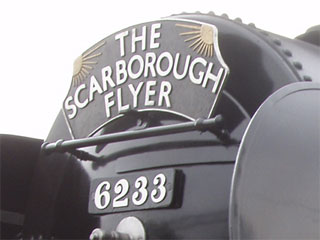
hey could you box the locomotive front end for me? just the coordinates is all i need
[2,12,319,239]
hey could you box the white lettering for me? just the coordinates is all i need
[144,52,157,78]
[115,31,129,57]
[189,57,207,85]
[173,53,191,80]
[128,82,144,108]
[202,64,224,93]
[158,81,172,107]
[101,66,115,91]
[116,60,128,85]
[74,84,89,109]
[131,26,146,53]
[150,23,161,49]
[65,96,77,119]
[89,76,103,101]
[156,52,173,77]
[128,55,144,79]
[104,92,115,118]
[145,80,157,106]
[117,88,129,112]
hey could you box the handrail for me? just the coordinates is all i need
[42,115,226,155]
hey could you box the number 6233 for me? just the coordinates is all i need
[88,169,176,214]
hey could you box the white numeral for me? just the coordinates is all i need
[132,176,148,206]
[94,173,169,210]
[151,173,167,203]
[94,181,111,209]
[113,179,129,208]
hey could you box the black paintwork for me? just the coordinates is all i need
[230,83,320,239]
[0,135,43,239]
[1,13,319,239]
[297,25,320,46]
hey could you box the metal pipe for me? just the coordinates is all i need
[42,115,223,154]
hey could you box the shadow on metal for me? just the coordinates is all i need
[230,82,320,239]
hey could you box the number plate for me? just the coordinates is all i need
[88,169,176,214]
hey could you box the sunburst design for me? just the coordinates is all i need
[176,23,214,57]
[72,41,106,86]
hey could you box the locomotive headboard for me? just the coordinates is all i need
[1,12,319,239]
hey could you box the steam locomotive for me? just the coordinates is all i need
[1,12,319,239]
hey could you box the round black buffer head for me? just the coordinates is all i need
[229,82,320,239]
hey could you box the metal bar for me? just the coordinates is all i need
[0,210,25,226]
[42,116,223,154]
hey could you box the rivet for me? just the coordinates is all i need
[208,11,215,15]
[283,49,292,57]
[221,13,229,19]
[273,39,281,46]
[303,75,312,82]
[55,139,64,151]
[41,142,49,152]
[235,17,242,23]
[293,61,303,70]
[248,23,256,28]
[137,119,143,126]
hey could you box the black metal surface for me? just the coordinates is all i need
[42,115,225,154]
[230,82,320,239]
[0,135,43,239]
[88,169,177,214]
[63,19,230,139]
[296,25,320,46]
[15,13,319,239]
[92,164,235,239]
